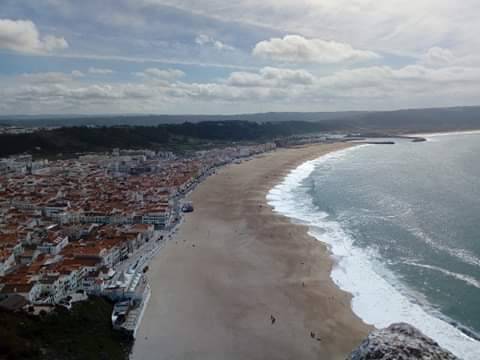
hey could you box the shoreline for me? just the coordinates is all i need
[132,143,371,360]
[410,129,480,138]
[267,137,480,360]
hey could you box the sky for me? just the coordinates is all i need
[1,0,480,115]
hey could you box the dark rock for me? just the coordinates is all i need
[348,323,459,360]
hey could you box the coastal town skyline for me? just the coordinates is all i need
[0,143,275,336]
[2,1,480,115]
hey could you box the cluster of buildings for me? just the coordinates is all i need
[0,143,275,333]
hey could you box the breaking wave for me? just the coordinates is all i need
[267,146,480,360]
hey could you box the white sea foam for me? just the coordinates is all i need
[266,146,480,360]
[409,227,480,268]
[404,262,480,289]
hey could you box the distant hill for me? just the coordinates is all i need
[0,111,367,127]
[0,106,479,133]
[0,106,479,157]
[337,107,480,133]
[0,121,331,157]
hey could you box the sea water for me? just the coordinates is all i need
[267,133,480,359]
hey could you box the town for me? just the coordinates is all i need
[0,143,276,336]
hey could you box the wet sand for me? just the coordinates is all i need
[132,143,371,360]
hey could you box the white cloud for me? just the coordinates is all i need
[195,34,210,46]
[420,47,456,67]
[7,83,154,105]
[88,67,114,75]
[19,71,84,83]
[4,49,480,114]
[136,68,185,80]
[226,67,315,87]
[315,64,480,97]
[0,19,68,53]
[71,70,85,77]
[156,63,480,106]
[195,34,234,51]
[137,0,480,57]
[253,35,380,64]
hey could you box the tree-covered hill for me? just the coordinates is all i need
[1,106,480,157]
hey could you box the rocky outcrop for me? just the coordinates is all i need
[348,323,459,360]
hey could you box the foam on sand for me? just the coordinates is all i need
[267,146,480,360]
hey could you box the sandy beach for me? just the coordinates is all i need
[132,143,371,360]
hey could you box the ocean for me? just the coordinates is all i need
[267,132,480,359]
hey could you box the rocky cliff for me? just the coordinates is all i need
[348,323,459,360]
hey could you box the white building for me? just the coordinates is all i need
[37,235,69,255]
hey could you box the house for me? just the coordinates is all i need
[102,245,121,268]
[141,207,171,229]
[123,224,155,252]
[0,250,15,276]
[81,267,110,295]
[17,249,39,265]
[43,201,70,218]
[37,265,88,304]
[37,234,69,255]
[37,274,62,304]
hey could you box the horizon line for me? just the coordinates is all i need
[1,104,480,120]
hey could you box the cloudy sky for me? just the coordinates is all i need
[1,0,480,115]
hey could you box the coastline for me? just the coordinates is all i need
[266,136,480,360]
[410,129,480,138]
[132,143,371,360]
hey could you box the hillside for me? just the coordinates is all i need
[0,106,480,157]
[1,106,480,130]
